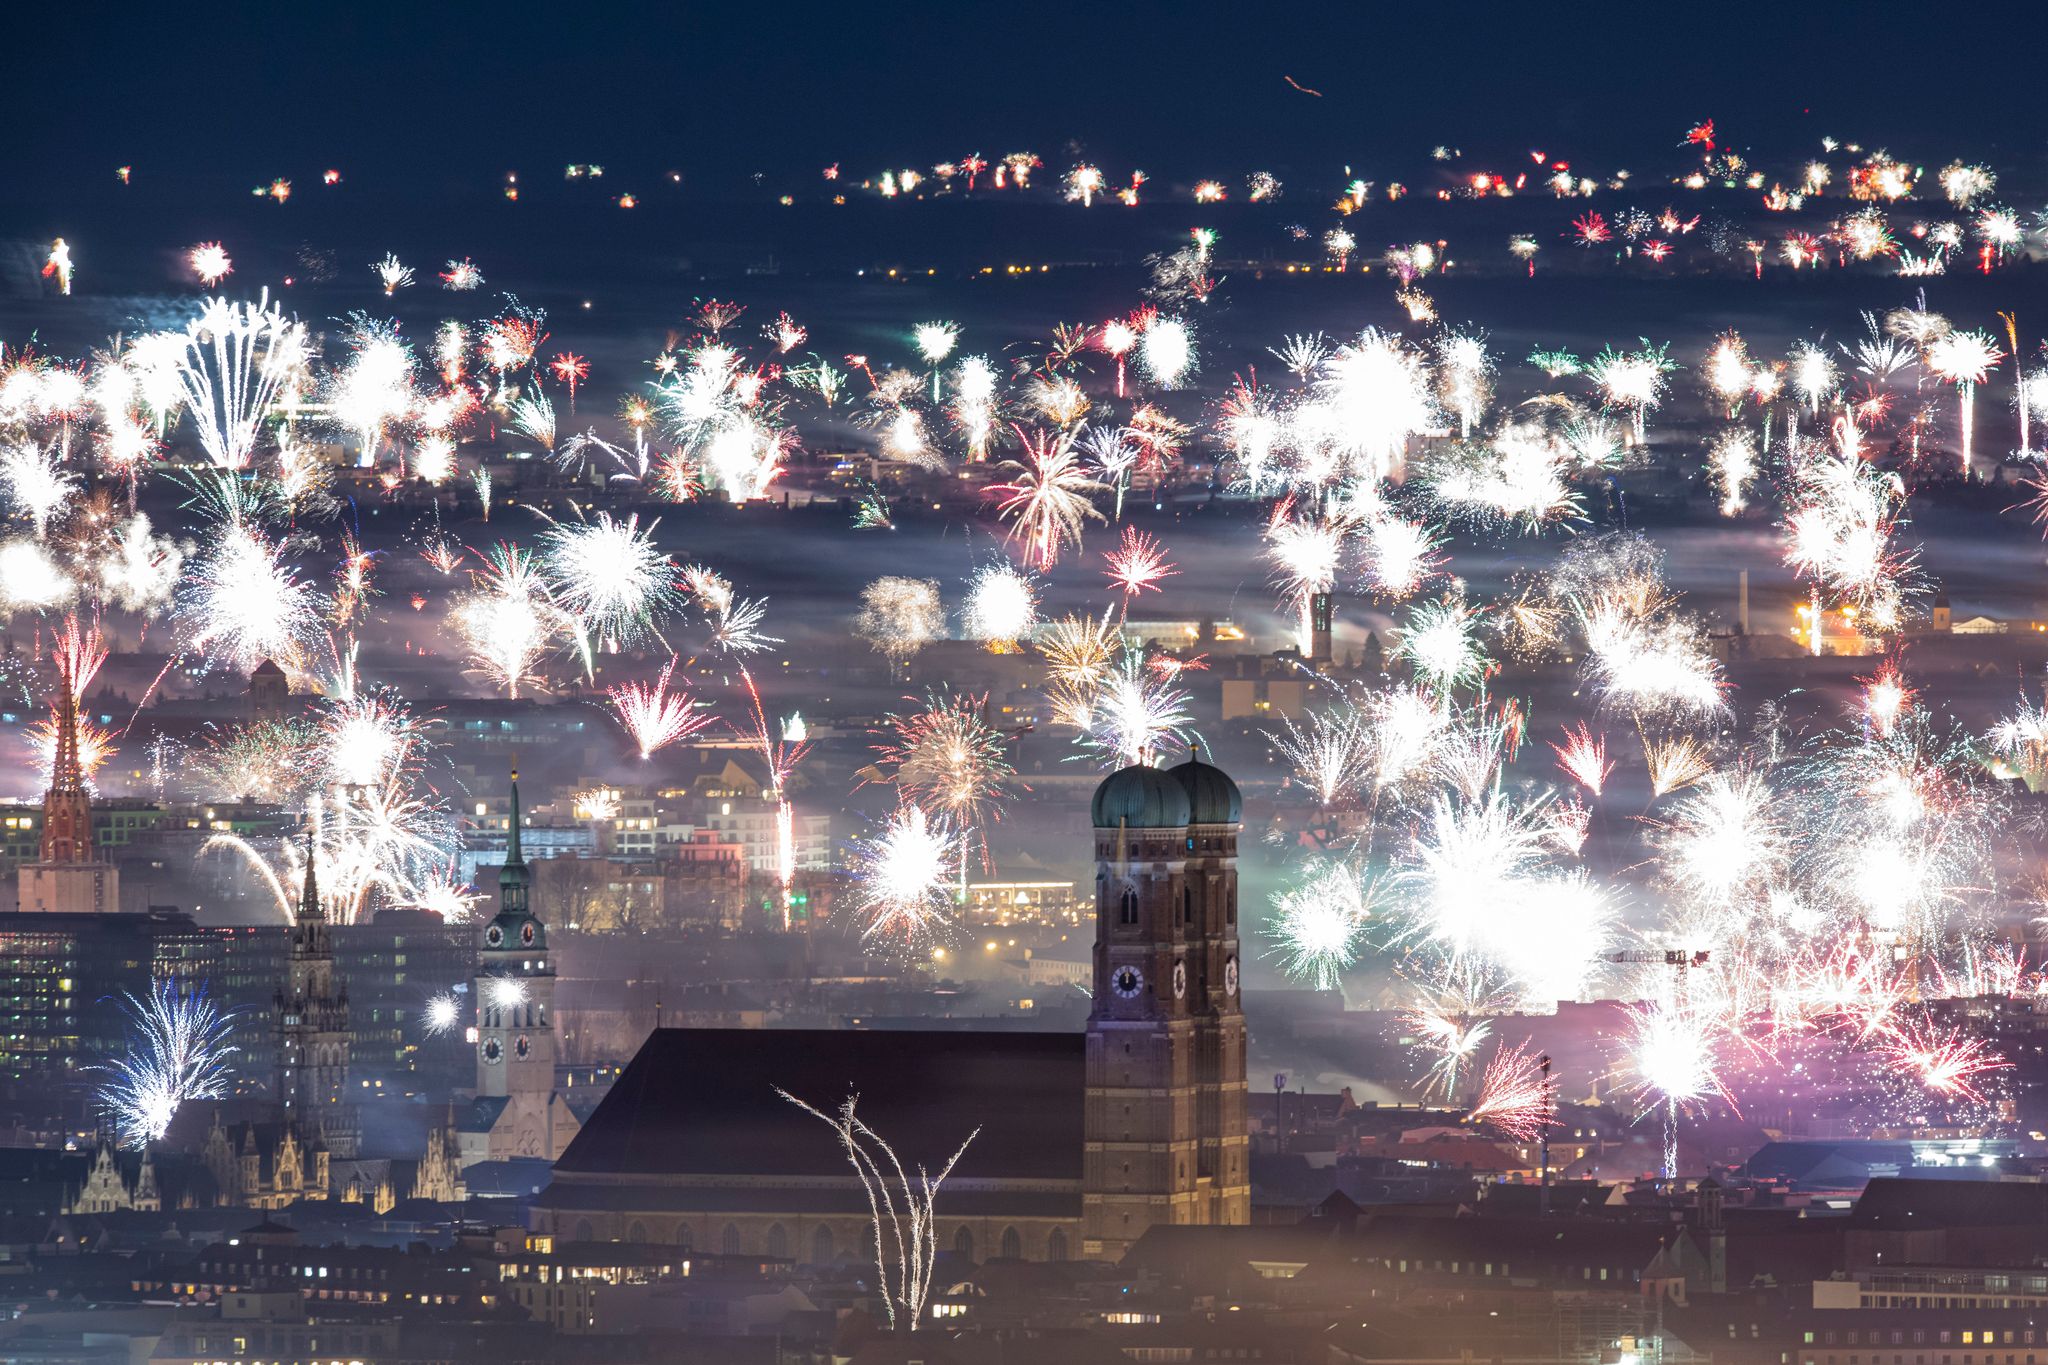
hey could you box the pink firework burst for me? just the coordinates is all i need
[1102,526,1178,598]
[1881,1015,2010,1101]
[1548,722,1612,796]
[605,656,713,760]
[1466,1038,1557,1142]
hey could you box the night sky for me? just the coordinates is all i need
[6,1,2043,192]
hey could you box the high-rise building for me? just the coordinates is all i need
[1082,757,1250,1260]
[460,768,580,1165]
[273,843,358,1159]
[16,661,121,915]
[0,910,221,1135]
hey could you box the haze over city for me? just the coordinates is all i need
[6,5,2048,1363]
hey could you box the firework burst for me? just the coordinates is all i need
[94,980,237,1148]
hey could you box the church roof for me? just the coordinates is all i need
[457,1095,511,1134]
[550,1028,1084,1183]
[1848,1176,2048,1229]
[1090,764,1192,829]
[1169,756,1242,825]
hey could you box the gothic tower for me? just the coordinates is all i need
[1082,757,1250,1261]
[17,655,121,913]
[274,839,358,1159]
[467,767,579,1163]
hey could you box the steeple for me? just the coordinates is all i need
[52,655,82,793]
[297,832,323,923]
[38,654,96,865]
[501,764,526,906]
[275,829,356,1160]
[484,762,542,951]
[468,761,576,1161]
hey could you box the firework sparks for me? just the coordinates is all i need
[849,805,960,948]
[1881,1015,2010,1101]
[961,563,1039,649]
[1620,997,1734,1177]
[1645,734,1715,797]
[538,510,677,657]
[173,293,308,471]
[1102,526,1177,599]
[1083,649,1193,767]
[1550,723,1612,795]
[1466,1039,1557,1141]
[1268,860,1375,990]
[452,543,565,698]
[176,525,319,673]
[424,991,462,1035]
[856,577,945,664]
[992,427,1104,570]
[778,1090,974,1330]
[93,979,237,1148]
[188,242,232,286]
[1273,709,1371,807]
[875,691,1018,888]
[1138,317,1196,389]
[440,258,484,291]
[608,656,712,760]
[371,253,414,295]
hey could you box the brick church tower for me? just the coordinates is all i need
[1082,757,1250,1260]
[17,654,121,914]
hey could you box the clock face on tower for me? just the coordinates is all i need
[515,1035,532,1060]
[1172,960,1188,1000]
[481,1037,503,1065]
[485,924,504,947]
[1225,956,1239,996]
[1111,965,1144,999]
[521,922,536,946]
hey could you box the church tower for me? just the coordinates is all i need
[17,656,121,914]
[466,767,579,1163]
[1082,757,1250,1261]
[274,839,358,1159]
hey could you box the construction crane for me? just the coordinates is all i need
[1608,948,1712,1008]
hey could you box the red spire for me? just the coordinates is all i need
[39,655,95,864]
[51,654,82,793]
